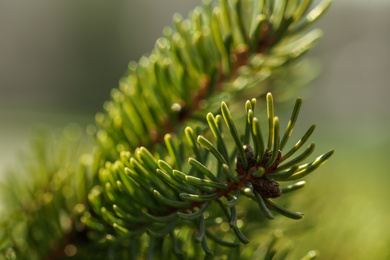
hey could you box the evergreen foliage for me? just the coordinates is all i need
[0,0,333,259]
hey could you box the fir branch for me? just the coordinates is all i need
[0,0,334,259]
[85,94,333,257]
[96,0,332,161]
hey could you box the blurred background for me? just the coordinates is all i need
[1,0,389,259]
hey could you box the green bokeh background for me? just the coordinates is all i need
[1,0,389,259]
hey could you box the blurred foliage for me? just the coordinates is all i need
[0,124,96,259]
